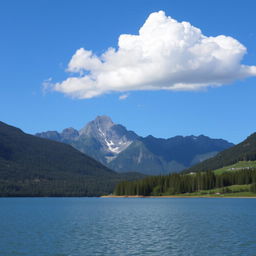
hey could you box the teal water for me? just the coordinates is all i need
[0,198,256,256]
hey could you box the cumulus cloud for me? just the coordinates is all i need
[52,11,256,99]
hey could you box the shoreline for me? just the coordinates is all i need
[101,195,256,199]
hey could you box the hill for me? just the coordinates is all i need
[186,133,256,173]
[0,121,142,196]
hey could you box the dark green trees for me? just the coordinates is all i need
[114,169,256,196]
[250,183,256,193]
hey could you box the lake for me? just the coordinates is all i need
[0,198,256,256]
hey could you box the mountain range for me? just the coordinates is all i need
[0,121,143,196]
[36,116,234,175]
[1,118,255,197]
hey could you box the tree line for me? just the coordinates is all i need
[114,168,256,196]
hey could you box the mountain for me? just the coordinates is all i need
[0,121,143,196]
[77,115,138,163]
[36,115,139,164]
[36,116,234,175]
[186,132,256,173]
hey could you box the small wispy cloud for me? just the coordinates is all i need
[42,77,53,95]
[51,11,256,99]
[119,94,129,100]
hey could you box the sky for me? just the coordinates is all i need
[0,0,256,144]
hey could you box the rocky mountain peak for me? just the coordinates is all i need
[78,115,138,162]
[79,115,114,136]
[61,127,79,141]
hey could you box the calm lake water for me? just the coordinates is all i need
[0,198,256,256]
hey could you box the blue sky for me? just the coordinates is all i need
[0,0,256,144]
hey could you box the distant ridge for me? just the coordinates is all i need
[36,116,234,175]
[186,132,256,173]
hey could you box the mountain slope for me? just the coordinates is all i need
[108,140,185,175]
[186,133,256,173]
[109,135,233,174]
[0,121,142,196]
[140,135,232,167]
[36,116,234,175]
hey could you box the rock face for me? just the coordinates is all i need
[36,116,139,165]
[79,116,138,162]
[36,116,234,175]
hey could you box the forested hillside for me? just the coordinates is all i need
[0,121,143,196]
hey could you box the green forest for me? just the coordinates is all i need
[114,168,256,196]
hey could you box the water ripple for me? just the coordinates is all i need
[0,198,256,256]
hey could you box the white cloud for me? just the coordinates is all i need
[119,94,129,100]
[52,11,256,99]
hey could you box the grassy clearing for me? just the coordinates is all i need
[172,184,256,197]
[214,161,256,175]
